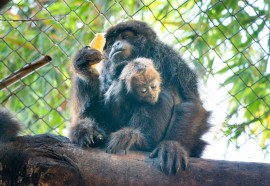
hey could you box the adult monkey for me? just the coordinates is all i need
[70,20,210,174]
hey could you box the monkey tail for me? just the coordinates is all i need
[0,109,21,143]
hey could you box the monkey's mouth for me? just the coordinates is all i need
[147,97,158,105]
[109,49,124,59]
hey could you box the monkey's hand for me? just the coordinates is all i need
[106,128,145,154]
[73,46,103,77]
[149,140,188,175]
[70,118,106,148]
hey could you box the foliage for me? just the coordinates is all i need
[0,0,269,155]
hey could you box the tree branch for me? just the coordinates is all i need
[0,134,269,185]
[0,55,52,90]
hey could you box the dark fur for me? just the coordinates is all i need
[104,58,168,150]
[104,81,176,152]
[0,109,21,143]
[70,20,210,174]
[104,58,209,174]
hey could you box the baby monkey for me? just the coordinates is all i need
[104,58,188,174]
[104,58,164,119]
[105,58,168,148]
[120,58,161,104]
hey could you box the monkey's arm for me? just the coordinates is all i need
[70,47,106,147]
[71,46,102,123]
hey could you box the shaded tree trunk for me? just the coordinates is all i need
[0,134,269,186]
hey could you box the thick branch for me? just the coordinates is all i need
[0,134,269,186]
[0,55,52,90]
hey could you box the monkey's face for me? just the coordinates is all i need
[104,30,141,62]
[129,67,161,104]
[104,31,133,62]
[104,21,156,63]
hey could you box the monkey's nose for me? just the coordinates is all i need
[113,41,122,48]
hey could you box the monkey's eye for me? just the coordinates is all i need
[151,85,157,89]
[121,31,134,39]
[141,88,147,94]
[105,39,115,49]
[106,41,113,48]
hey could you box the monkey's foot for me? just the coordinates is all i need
[149,140,188,175]
[106,128,144,154]
[70,118,106,148]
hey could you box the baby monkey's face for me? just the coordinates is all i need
[130,67,161,104]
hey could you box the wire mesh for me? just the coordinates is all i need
[0,0,269,162]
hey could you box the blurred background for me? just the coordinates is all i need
[0,0,269,163]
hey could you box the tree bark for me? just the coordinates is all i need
[0,134,269,186]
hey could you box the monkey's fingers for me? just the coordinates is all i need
[106,137,121,154]
[74,133,92,148]
[85,126,96,145]
[93,128,105,142]
[174,145,188,173]
[149,144,166,172]
[106,144,118,154]
[167,149,186,175]
[150,141,188,174]
[158,146,166,172]
[89,134,95,144]
[149,147,159,158]
[85,48,104,65]
[107,140,130,154]
[174,155,188,174]
[74,47,102,66]
[84,136,93,147]
[96,134,104,141]
[106,128,137,154]
[107,137,130,153]
[175,153,182,174]
[166,149,174,175]
[181,155,188,171]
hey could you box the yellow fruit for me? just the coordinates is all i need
[89,33,105,70]
[89,33,106,52]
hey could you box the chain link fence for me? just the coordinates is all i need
[0,0,269,162]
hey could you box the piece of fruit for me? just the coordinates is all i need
[89,33,106,52]
[89,33,106,70]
